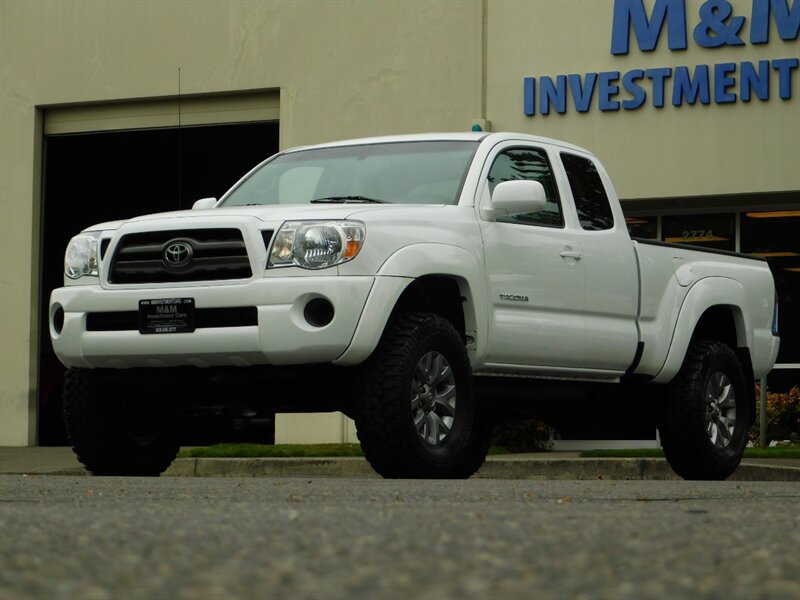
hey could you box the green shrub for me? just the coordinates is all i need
[748,385,800,446]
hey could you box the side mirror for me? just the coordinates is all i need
[192,197,217,210]
[487,180,547,219]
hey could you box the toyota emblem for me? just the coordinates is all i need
[163,240,193,268]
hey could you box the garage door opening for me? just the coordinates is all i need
[38,121,279,444]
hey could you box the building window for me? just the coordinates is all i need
[741,210,800,366]
[625,216,658,239]
[662,213,735,251]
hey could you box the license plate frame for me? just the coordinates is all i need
[138,298,195,334]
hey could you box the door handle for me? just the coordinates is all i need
[560,249,582,260]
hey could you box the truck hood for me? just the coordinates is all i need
[82,203,447,232]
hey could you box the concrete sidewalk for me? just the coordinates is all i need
[2,446,799,481]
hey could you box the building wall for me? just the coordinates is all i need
[1,0,797,445]
[486,0,799,199]
[0,0,483,445]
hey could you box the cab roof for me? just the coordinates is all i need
[284,132,593,156]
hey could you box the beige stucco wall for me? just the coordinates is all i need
[275,413,358,445]
[0,0,483,445]
[487,0,799,199]
[1,0,797,445]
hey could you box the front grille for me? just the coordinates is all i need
[86,307,258,331]
[108,229,251,284]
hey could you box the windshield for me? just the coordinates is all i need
[221,141,479,206]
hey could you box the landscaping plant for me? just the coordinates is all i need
[748,385,800,446]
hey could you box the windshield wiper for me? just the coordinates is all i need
[310,195,387,204]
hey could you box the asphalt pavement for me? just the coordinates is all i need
[1,446,799,481]
[1,476,798,599]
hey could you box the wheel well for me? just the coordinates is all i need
[691,305,739,349]
[691,305,756,424]
[391,276,466,340]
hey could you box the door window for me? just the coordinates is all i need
[487,148,563,227]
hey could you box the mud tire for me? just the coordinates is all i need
[354,313,492,478]
[658,340,749,480]
[63,368,179,476]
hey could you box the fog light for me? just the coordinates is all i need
[304,298,334,328]
[52,304,65,335]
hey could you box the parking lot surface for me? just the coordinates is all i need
[1,475,798,599]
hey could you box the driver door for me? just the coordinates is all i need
[479,144,587,369]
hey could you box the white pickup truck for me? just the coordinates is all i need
[50,132,780,480]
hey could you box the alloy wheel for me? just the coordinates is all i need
[411,351,457,446]
[705,371,737,449]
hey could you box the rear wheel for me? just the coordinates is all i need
[658,340,749,480]
[63,368,180,476]
[354,312,492,478]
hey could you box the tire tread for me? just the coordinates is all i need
[354,312,490,478]
[63,368,178,476]
[658,339,747,480]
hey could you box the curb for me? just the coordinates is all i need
[4,448,798,481]
[161,456,800,481]
[165,457,378,478]
[474,457,800,482]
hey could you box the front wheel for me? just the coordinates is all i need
[63,368,180,476]
[354,313,492,478]
[658,340,749,480]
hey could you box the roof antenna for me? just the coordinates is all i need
[178,67,183,209]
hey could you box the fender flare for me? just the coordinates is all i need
[334,243,487,367]
[652,277,750,383]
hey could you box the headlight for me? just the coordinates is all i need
[64,232,101,279]
[268,221,365,270]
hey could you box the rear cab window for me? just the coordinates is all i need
[560,153,614,231]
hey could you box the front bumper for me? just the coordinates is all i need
[50,276,375,368]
